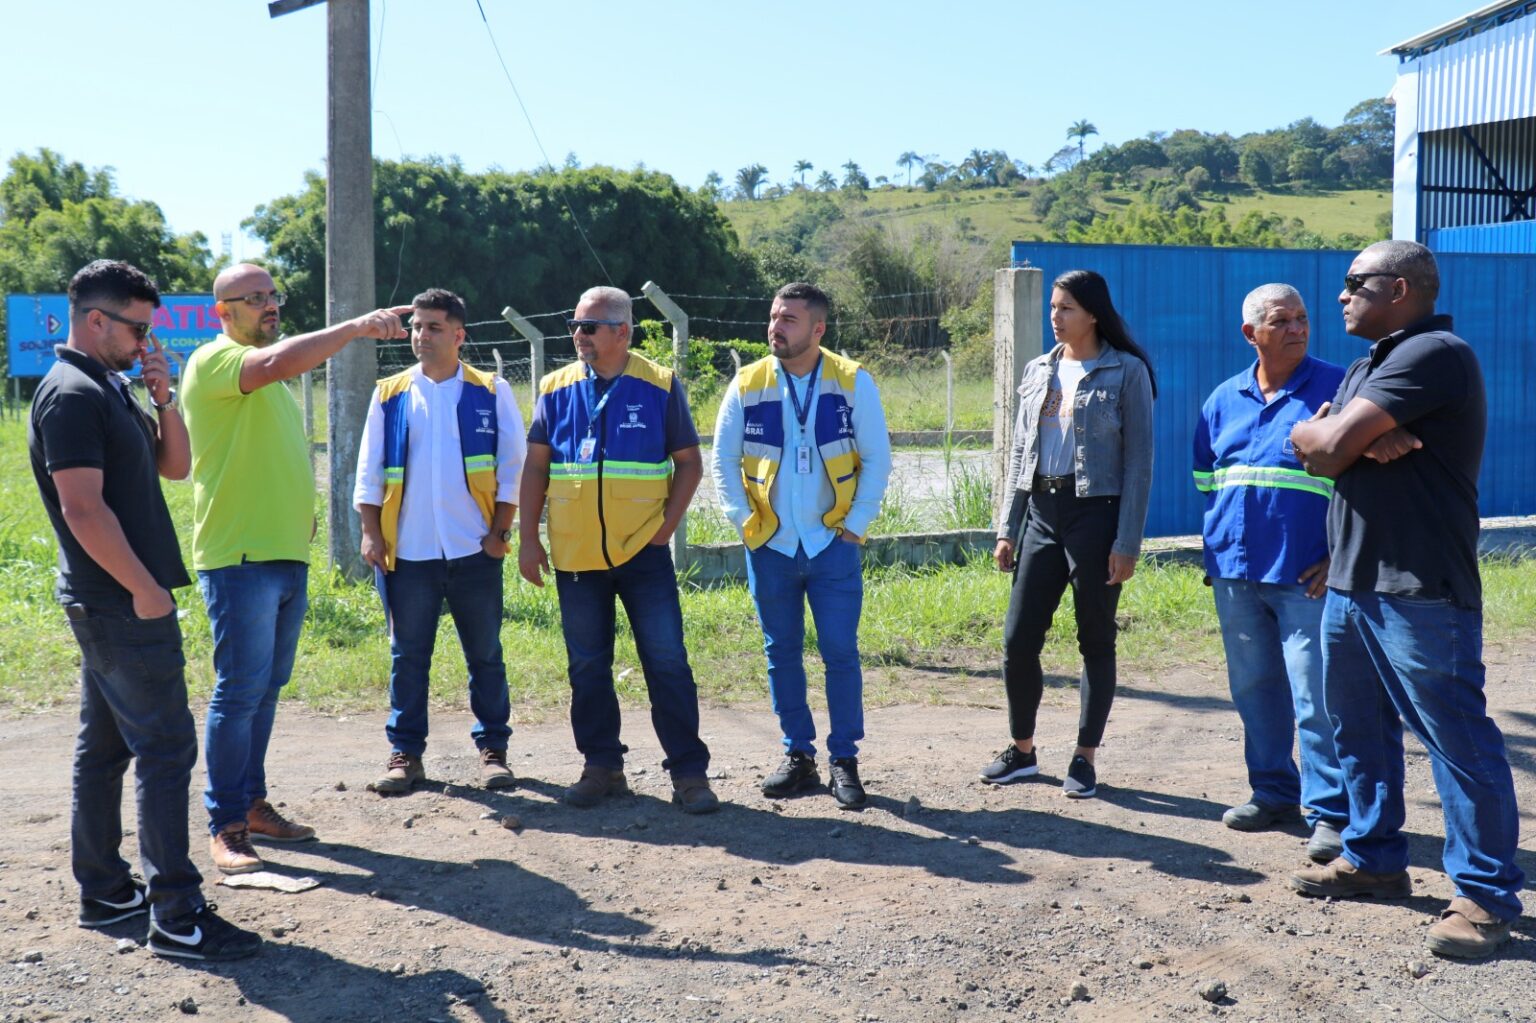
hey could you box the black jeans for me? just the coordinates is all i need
[1002,490,1122,749]
[67,607,203,921]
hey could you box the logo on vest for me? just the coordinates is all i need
[744,421,765,437]
[618,403,648,430]
[838,405,853,436]
[477,409,494,435]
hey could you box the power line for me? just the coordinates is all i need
[470,0,614,286]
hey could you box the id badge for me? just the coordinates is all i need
[577,436,597,463]
[796,444,812,474]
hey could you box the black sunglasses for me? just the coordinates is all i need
[82,306,154,340]
[1343,272,1401,295]
[567,318,625,336]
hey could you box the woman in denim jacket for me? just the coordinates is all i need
[981,270,1156,799]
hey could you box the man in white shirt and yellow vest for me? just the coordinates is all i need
[519,286,718,814]
[354,289,526,794]
[712,282,892,808]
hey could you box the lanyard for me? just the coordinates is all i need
[582,367,621,436]
[783,355,822,434]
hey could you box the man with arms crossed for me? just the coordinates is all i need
[30,259,259,960]
[712,282,891,809]
[354,288,526,793]
[1289,241,1523,959]
[181,262,409,872]
[519,286,718,814]
[1193,283,1349,862]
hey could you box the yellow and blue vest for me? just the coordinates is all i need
[540,353,675,572]
[377,363,500,571]
[737,349,863,550]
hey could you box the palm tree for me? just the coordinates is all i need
[1067,120,1099,163]
[792,159,813,187]
[814,170,837,191]
[896,151,923,187]
[841,160,868,190]
[735,163,768,200]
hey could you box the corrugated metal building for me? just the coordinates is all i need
[1387,2,1536,251]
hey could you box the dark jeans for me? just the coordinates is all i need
[386,551,512,756]
[68,607,203,921]
[1322,589,1524,920]
[554,544,709,778]
[1002,490,1122,748]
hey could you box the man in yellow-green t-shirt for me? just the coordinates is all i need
[180,262,409,875]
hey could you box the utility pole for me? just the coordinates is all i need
[269,0,375,580]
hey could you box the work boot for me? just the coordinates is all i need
[761,750,819,798]
[1290,857,1411,899]
[1306,819,1345,863]
[671,775,721,815]
[209,822,263,875]
[1426,896,1513,959]
[479,748,516,790]
[246,798,316,843]
[828,757,867,809]
[370,751,425,795]
[1221,801,1300,832]
[563,765,630,807]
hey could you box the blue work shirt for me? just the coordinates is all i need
[1192,355,1345,584]
[713,363,892,559]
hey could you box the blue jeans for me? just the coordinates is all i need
[386,551,511,756]
[1212,579,1348,826]
[554,544,709,778]
[1322,589,1524,921]
[199,560,308,835]
[745,539,865,760]
[68,608,204,921]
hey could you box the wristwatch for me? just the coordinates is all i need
[498,528,513,543]
[151,389,177,412]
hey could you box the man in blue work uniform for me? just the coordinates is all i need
[1193,283,1348,863]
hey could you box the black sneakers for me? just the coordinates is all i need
[980,745,1039,784]
[1062,754,1098,799]
[79,879,148,928]
[761,750,820,798]
[828,758,867,809]
[147,903,262,961]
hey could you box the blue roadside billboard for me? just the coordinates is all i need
[6,293,222,378]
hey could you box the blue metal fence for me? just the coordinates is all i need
[1009,241,1536,538]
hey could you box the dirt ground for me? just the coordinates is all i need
[2,644,1533,1023]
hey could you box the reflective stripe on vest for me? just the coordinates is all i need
[1192,464,1334,499]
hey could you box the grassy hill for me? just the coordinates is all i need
[719,182,1391,251]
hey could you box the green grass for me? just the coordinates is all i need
[8,412,1535,720]
[720,183,1391,250]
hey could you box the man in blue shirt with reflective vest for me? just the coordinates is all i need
[1193,283,1349,862]
[712,282,892,809]
[519,286,718,815]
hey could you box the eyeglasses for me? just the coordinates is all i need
[1343,272,1400,295]
[567,318,625,335]
[82,306,153,340]
[219,290,286,308]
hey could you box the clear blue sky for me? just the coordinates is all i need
[2,0,1472,256]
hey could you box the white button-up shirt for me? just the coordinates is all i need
[353,365,526,562]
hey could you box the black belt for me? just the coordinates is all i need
[1033,474,1074,494]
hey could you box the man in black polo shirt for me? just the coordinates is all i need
[1287,241,1523,959]
[28,259,259,962]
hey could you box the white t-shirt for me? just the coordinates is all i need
[1037,357,1096,477]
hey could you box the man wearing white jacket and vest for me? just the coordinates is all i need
[712,282,892,808]
[519,286,718,815]
[354,289,526,794]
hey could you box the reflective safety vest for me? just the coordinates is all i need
[736,349,862,550]
[377,363,499,571]
[539,352,675,572]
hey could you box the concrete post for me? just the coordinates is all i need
[992,266,1043,530]
[640,281,691,570]
[941,349,954,436]
[324,0,375,581]
[729,348,742,378]
[301,368,314,441]
[491,347,504,379]
[501,305,544,408]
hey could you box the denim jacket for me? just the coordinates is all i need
[999,342,1155,557]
